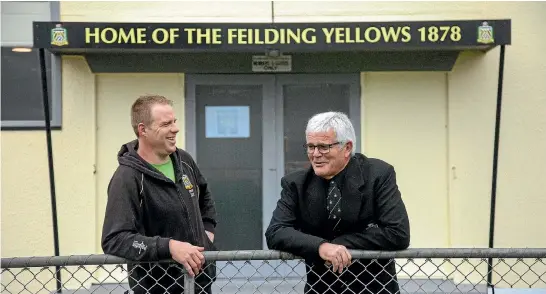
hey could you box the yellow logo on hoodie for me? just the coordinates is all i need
[182,174,196,197]
[182,175,193,190]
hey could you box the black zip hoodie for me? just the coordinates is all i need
[101,139,217,261]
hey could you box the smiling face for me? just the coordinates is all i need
[306,128,352,179]
[139,103,179,158]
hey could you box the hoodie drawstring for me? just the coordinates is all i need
[139,173,144,207]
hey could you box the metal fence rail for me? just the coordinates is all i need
[2,248,545,294]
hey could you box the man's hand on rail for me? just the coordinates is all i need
[319,242,352,273]
[168,240,205,277]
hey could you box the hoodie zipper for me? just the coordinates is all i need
[174,172,199,243]
[147,173,199,244]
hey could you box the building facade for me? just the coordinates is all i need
[2,1,545,271]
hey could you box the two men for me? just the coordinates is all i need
[101,95,217,294]
[102,94,410,294]
[265,111,410,294]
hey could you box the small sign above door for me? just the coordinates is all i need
[252,55,292,72]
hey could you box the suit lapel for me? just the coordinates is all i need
[304,173,328,228]
[340,156,366,224]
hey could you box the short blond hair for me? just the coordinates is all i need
[131,94,173,137]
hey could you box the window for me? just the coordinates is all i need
[1,46,62,129]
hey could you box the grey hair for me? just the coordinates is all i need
[305,112,357,155]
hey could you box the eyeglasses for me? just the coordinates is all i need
[304,142,341,154]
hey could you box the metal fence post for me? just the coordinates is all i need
[184,273,195,294]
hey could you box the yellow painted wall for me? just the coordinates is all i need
[1,56,96,292]
[486,3,546,249]
[449,2,546,251]
[2,0,545,290]
[363,72,449,249]
[2,56,96,257]
[59,1,273,22]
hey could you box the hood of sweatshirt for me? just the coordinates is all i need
[117,139,178,182]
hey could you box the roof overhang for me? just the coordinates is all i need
[33,19,510,54]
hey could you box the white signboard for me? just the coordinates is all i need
[205,106,250,138]
[252,55,292,72]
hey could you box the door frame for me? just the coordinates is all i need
[185,74,277,250]
[185,74,361,250]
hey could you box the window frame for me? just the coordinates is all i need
[0,1,62,130]
[1,51,62,130]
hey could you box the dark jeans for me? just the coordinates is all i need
[304,259,399,294]
[127,261,216,294]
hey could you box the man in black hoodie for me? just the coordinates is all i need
[102,95,218,294]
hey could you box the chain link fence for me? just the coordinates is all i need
[2,249,545,294]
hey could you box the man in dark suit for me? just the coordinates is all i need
[265,111,410,294]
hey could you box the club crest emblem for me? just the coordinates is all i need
[477,21,494,44]
[182,175,193,190]
[51,24,68,46]
[182,174,195,197]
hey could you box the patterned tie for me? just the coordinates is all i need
[327,180,342,231]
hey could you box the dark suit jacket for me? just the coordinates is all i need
[265,153,410,294]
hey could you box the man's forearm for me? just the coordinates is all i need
[266,226,327,260]
[332,226,409,250]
